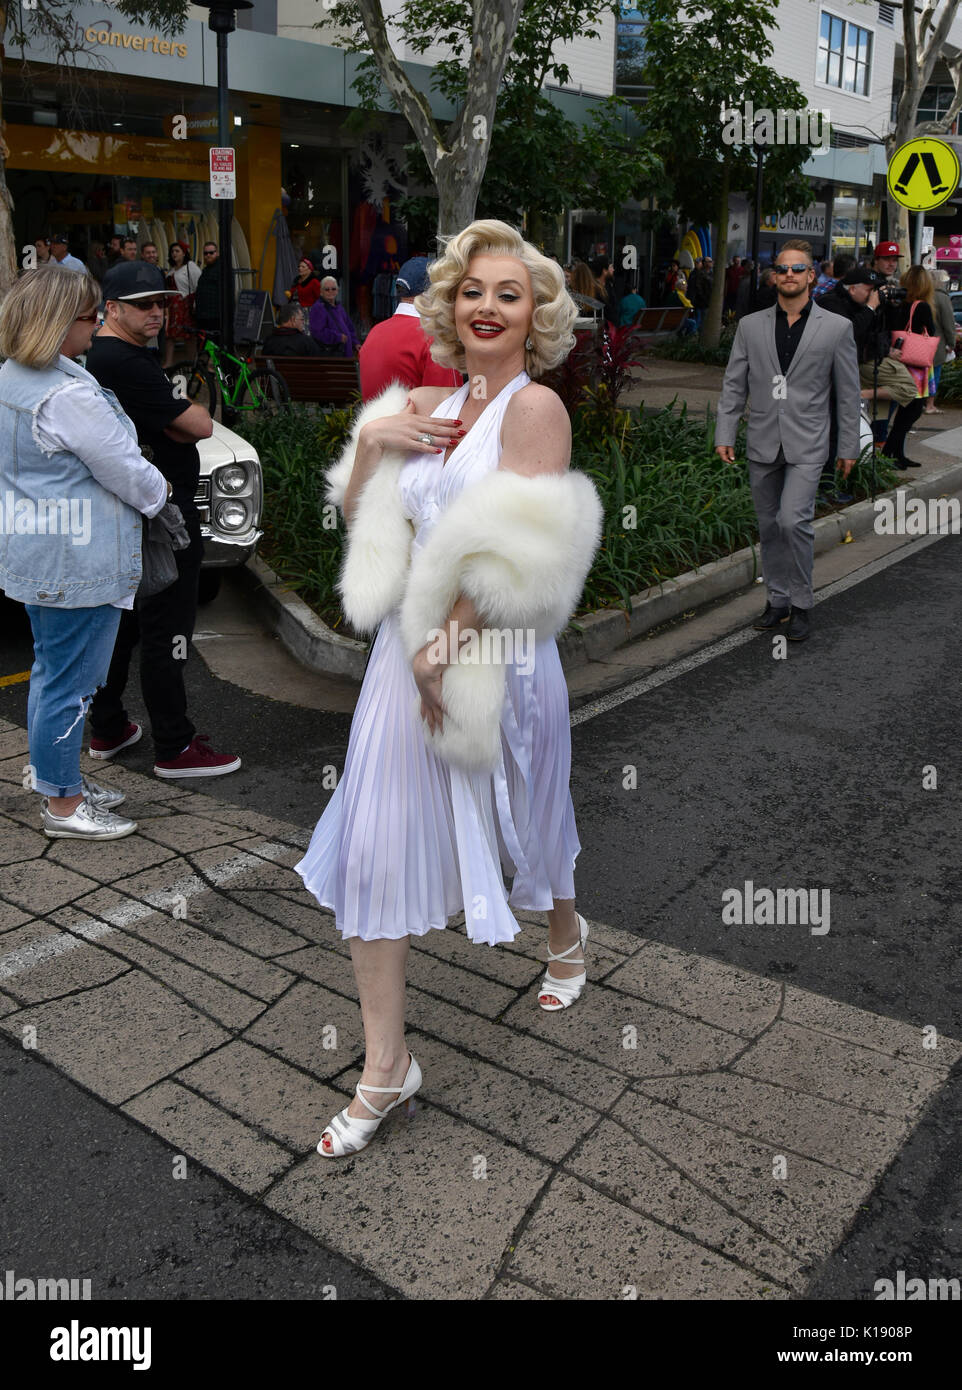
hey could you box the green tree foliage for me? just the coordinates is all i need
[638,0,816,346]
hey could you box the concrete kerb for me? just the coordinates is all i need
[244,460,962,680]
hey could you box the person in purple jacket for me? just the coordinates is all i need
[309,276,360,356]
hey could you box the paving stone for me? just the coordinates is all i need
[410,920,545,989]
[100,929,268,1031]
[0,988,22,1018]
[0,972,229,1103]
[733,1021,946,1118]
[499,909,642,960]
[404,950,517,1018]
[404,988,626,1110]
[138,814,247,854]
[270,945,363,999]
[487,1279,546,1300]
[0,792,40,830]
[98,910,293,1002]
[232,836,312,864]
[0,821,47,865]
[173,794,313,844]
[0,899,34,933]
[123,1079,293,1195]
[228,891,350,954]
[0,729,29,759]
[101,858,224,918]
[608,1090,866,1267]
[191,844,303,891]
[0,920,128,1004]
[76,759,191,802]
[0,857,101,912]
[604,941,783,1037]
[243,980,362,1079]
[567,1118,800,1289]
[634,1072,907,1178]
[182,893,308,958]
[506,1172,779,1299]
[406,1032,597,1163]
[264,1107,550,1299]
[781,985,962,1068]
[0,754,33,784]
[501,982,745,1078]
[177,1039,345,1152]
[45,832,177,882]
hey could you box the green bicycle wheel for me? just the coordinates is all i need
[236,368,290,413]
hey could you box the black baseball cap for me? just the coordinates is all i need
[102,262,177,301]
[841,267,876,286]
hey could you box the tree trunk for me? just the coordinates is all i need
[0,4,19,290]
[701,156,730,349]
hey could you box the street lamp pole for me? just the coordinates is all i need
[750,125,766,313]
[198,1,252,354]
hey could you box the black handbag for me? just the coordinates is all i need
[137,501,190,598]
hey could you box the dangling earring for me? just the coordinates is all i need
[525,335,533,351]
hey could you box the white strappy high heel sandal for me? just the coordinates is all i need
[317,1053,422,1158]
[539,914,589,1011]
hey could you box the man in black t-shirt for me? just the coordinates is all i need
[85,262,241,778]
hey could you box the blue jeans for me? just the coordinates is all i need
[24,603,122,797]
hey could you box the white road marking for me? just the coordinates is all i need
[571,530,949,728]
[0,844,297,982]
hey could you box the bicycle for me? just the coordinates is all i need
[167,330,289,421]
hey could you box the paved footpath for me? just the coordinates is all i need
[1,712,959,1299]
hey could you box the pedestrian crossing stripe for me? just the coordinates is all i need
[887,137,960,213]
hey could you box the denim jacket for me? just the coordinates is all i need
[0,356,143,607]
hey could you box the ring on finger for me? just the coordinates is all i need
[418,432,433,445]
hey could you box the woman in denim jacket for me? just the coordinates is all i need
[0,268,169,839]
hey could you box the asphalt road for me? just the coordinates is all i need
[2,530,961,1301]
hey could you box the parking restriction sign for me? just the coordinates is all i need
[210,147,236,200]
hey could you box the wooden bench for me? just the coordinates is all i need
[631,306,690,341]
[256,354,361,405]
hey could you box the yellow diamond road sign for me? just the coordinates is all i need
[887,137,960,213]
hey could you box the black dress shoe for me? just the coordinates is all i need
[753,602,790,631]
[786,606,810,641]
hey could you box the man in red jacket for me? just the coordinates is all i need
[358,256,463,401]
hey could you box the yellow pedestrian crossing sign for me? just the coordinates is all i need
[887,137,960,212]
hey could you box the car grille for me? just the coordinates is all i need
[194,477,210,523]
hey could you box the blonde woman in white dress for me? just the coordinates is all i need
[295,219,603,1157]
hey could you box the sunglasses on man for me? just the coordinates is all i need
[122,298,168,311]
[773,263,812,275]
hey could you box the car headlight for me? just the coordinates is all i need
[214,463,249,494]
[214,499,250,531]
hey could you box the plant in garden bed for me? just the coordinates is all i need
[642,326,736,366]
[241,403,355,629]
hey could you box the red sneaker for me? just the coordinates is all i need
[154,735,242,779]
[88,722,143,760]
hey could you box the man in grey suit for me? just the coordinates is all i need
[715,238,861,642]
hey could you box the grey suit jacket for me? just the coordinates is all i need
[715,301,861,463]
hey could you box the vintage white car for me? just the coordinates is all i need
[194,419,263,600]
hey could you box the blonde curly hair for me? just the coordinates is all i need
[415,219,577,378]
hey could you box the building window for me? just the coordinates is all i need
[615,3,648,101]
[817,11,872,95]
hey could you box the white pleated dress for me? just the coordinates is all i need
[294,370,581,946]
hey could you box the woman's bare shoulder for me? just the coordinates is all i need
[407,385,456,413]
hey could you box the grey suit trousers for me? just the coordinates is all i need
[747,448,823,610]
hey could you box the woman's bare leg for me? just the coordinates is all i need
[318,935,411,1152]
[541,898,584,1007]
